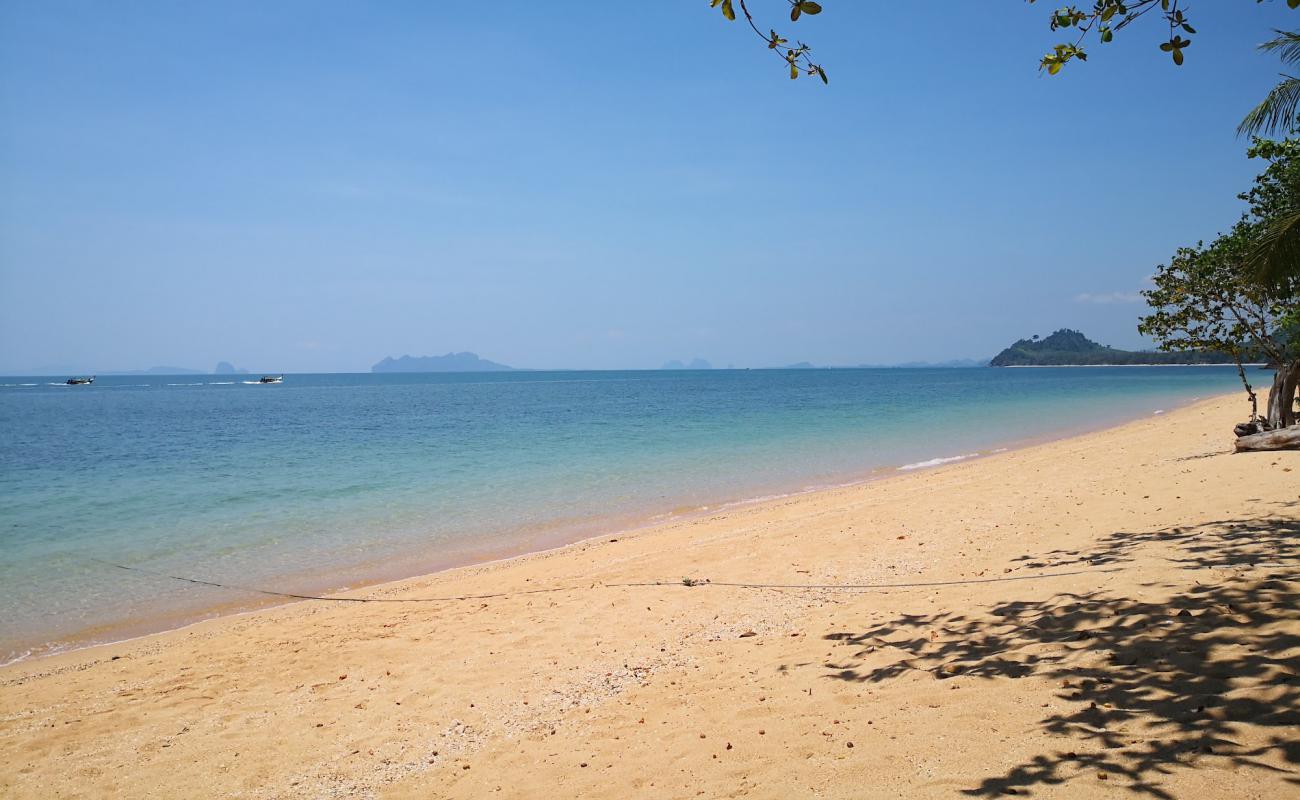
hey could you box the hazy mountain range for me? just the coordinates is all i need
[13,332,1234,376]
[372,352,515,373]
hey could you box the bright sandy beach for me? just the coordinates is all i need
[1,393,1296,799]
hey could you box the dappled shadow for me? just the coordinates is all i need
[822,512,1300,797]
[1007,501,1298,571]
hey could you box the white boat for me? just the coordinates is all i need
[258,375,283,384]
[66,376,95,385]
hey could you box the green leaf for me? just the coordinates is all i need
[1172,47,1184,65]
[802,2,822,14]
[790,62,799,79]
[817,65,828,84]
[790,5,801,22]
[721,0,735,21]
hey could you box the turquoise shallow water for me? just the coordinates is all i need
[0,367,1243,662]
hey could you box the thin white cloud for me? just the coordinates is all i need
[1074,291,1144,305]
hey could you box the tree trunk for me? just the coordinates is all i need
[1283,360,1300,429]
[1235,425,1300,451]
[1264,361,1300,430]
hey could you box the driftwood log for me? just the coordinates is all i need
[1234,425,1300,452]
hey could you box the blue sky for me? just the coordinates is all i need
[1,1,1295,372]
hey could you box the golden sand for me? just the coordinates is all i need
[2,393,1297,798]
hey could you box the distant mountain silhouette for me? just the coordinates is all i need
[213,361,249,374]
[372,352,514,373]
[990,329,1233,366]
[782,361,819,369]
[661,358,712,370]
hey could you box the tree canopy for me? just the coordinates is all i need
[1139,137,1300,427]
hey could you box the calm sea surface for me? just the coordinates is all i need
[0,367,1243,662]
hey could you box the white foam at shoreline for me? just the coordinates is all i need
[897,453,979,471]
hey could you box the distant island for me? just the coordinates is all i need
[214,361,249,375]
[662,358,712,370]
[372,352,514,373]
[990,329,1234,367]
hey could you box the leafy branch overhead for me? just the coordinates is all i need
[1033,0,1299,75]
[709,0,828,83]
[711,1,1298,83]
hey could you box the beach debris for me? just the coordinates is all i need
[682,577,710,587]
[739,630,758,638]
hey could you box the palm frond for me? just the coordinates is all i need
[1238,76,1300,138]
[1258,29,1300,66]
[1245,207,1300,285]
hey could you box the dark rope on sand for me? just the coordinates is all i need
[88,558,1124,604]
[88,558,582,603]
[607,567,1125,591]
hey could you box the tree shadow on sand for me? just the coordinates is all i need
[822,507,1300,797]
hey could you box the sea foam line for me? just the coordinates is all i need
[898,453,979,471]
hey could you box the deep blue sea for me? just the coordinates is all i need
[0,367,1243,662]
